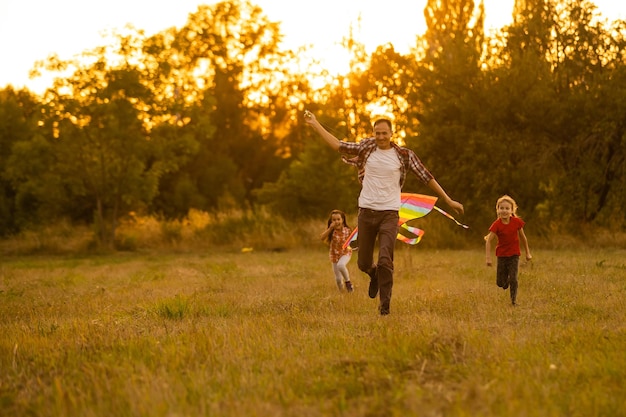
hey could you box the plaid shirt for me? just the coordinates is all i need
[339,137,434,186]
[329,226,352,263]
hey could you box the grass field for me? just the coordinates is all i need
[1,246,625,417]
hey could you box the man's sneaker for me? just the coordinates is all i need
[503,281,509,290]
[345,281,354,292]
[368,267,378,299]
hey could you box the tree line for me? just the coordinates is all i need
[1,0,625,247]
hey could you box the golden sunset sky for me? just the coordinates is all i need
[1,0,624,94]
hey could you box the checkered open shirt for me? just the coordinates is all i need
[339,137,434,186]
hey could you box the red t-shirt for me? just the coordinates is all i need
[489,216,525,257]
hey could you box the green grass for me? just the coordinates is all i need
[1,247,625,417]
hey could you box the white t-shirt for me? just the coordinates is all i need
[358,148,402,211]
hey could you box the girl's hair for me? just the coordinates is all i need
[495,195,519,217]
[484,195,521,241]
[325,210,350,244]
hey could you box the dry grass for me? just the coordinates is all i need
[2,207,626,255]
[1,245,625,417]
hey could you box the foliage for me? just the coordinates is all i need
[2,0,626,239]
[254,133,360,219]
[160,0,308,207]
[0,88,41,235]
[404,0,626,229]
[8,33,199,248]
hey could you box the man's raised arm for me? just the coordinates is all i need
[304,110,341,151]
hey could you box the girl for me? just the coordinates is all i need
[321,210,354,292]
[485,195,532,306]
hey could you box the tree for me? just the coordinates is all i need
[495,0,626,226]
[254,132,360,219]
[408,0,488,216]
[0,87,41,235]
[540,0,626,224]
[157,0,300,210]
[9,29,198,247]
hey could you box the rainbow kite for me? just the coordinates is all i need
[342,193,469,249]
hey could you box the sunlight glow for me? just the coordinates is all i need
[0,0,624,94]
[366,101,395,123]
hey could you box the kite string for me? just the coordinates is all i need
[433,206,470,229]
[320,121,350,142]
[305,109,352,142]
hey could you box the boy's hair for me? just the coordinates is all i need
[495,195,519,217]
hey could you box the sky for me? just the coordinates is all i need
[1,0,625,94]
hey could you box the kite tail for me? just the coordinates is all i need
[342,228,359,250]
[433,206,470,229]
[397,224,425,245]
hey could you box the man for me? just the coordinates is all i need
[304,110,464,315]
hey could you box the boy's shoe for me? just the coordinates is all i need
[503,281,509,290]
[368,267,378,299]
[345,281,354,292]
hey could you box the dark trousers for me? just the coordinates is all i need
[357,208,399,312]
[497,255,519,303]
